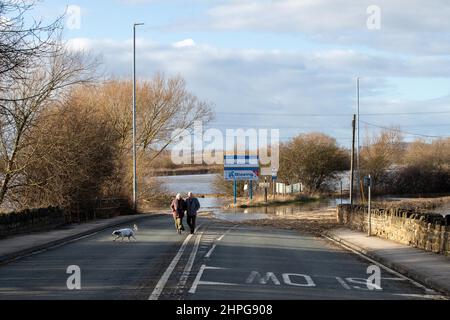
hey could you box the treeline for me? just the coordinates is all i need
[277,130,450,196]
[361,131,450,195]
[0,1,213,217]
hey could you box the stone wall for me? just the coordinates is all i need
[0,207,66,238]
[337,204,450,256]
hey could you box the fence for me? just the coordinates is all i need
[0,207,65,238]
[276,183,303,195]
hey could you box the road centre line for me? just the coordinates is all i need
[205,244,217,259]
[203,225,237,259]
[217,225,238,242]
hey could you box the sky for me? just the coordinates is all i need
[30,0,450,147]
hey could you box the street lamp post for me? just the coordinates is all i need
[356,77,361,204]
[133,23,144,211]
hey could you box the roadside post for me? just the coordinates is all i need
[264,177,268,204]
[234,177,237,205]
[364,175,372,236]
[272,168,278,199]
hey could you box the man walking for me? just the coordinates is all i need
[186,192,201,235]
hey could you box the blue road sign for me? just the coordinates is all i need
[224,155,260,181]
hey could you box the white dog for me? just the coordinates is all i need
[112,224,138,242]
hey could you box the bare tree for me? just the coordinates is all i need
[0,49,95,209]
[360,128,403,187]
[0,0,63,90]
[278,133,349,193]
[71,74,214,160]
[12,101,120,213]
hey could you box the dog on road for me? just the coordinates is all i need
[112,224,138,242]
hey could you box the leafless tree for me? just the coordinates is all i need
[0,0,64,91]
[279,133,349,193]
[360,128,403,186]
[71,74,214,160]
[0,49,96,209]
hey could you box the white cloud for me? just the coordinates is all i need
[173,0,450,55]
[67,36,450,144]
[173,38,196,48]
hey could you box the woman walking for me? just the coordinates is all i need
[171,194,186,234]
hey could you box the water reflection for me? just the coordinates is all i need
[155,174,219,196]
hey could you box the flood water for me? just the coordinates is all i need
[156,174,450,221]
[156,174,345,221]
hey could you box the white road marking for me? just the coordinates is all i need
[149,234,193,300]
[336,277,351,290]
[204,244,217,259]
[217,225,238,241]
[283,274,316,287]
[246,271,281,285]
[202,225,238,259]
[322,234,438,295]
[392,293,448,300]
[189,265,237,294]
[381,277,407,281]
[177,232,203,290]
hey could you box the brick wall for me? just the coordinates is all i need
[337,204,450,256]
[0,207,66,238]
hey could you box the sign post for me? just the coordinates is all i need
[272,168,278,199]
[234,178,237,206]
[264,177,268,204]
[364,175,372,236]
[224,155,260,206]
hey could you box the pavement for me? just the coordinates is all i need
[0,213,162,265]
[324,228,450,296]
[0,215,447,300]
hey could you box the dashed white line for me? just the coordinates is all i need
[205,244,217,259]
[217,225,238,241]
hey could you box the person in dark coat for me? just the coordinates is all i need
[171,194,186,234]
[185,192,201,235]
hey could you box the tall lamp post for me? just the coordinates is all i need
[356,77,361,204]
[133,23,144,211]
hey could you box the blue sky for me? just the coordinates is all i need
[31,0,450,146]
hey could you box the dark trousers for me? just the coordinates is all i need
[187,215,197,234]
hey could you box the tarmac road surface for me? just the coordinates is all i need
[0,215,443,300]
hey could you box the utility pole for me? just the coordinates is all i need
[132,23,144,212]
[367,175,372,237]
[350,114,356,205]
[356,77,361,204]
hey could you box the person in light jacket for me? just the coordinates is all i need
[185,192,201,235]
[171,194,186,234]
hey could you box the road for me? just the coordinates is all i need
[0,215,444,300]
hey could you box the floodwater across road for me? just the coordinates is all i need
[156,174,346,222]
